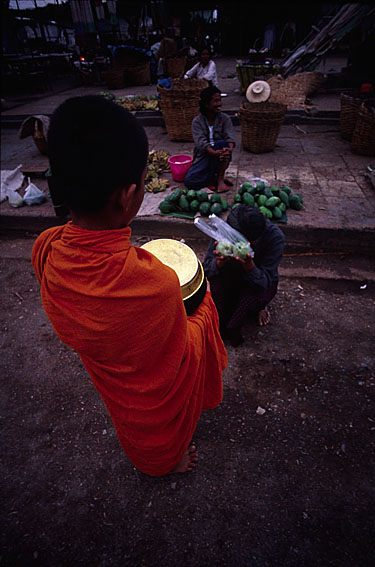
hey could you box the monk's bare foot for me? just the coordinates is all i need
[258,306,271,326]
[170,445,198,473]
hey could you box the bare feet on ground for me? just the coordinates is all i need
[258,306,271,326]
[170,444,198,473]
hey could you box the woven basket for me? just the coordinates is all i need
[351,101,375,156]
[158,78,207,141]
[123,62,150,86]
[102,68,124,89]
[240,102,287,153]
[267,71,324,109]
[164,56,187,78]
[340,91,373,141]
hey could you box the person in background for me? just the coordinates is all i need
[184,85,235,193]
[31,95,227,476]
[184,47,219,87]
[203,206,285,347]
[157,28,178,77]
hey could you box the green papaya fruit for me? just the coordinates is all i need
[196,190,209,202]
[279,202,286,212]
[264,187,273,198]
[186,190,197,201]
[209,193,222,204]
[272,206,282,220]
[240,181,253,192]
[220,198,228,211]
[179,195,190,211]
[189,199,200,212]
[256,181,265,191]
[159,200,175,214]
[289,194,303,210]
[271,186,280,193]
[294,192,304,203]
[234,194,242,203]
[282,185,292,195]
[167,188,182,203]
[210,202,223,216]
[242,192,255,206]
[265,196,281,208]
[257,194,268,206]
[231,203,241,210]
[279,190,289,206]
[199,201,211,216]
[216,241,233,256]
[259,206,273,219]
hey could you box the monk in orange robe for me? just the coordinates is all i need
[31,95,227,476]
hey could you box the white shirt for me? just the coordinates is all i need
[184,60,218,87]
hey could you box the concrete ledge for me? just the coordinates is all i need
[1,108,340,130]
[2,213,374,255]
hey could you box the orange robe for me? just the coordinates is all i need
[32,222,227,476]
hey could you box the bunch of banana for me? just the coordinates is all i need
[145,164,159,182]
[146,177,169,193]
[152,150,170,169]
[144,100,158,110]
[116,96,159,111]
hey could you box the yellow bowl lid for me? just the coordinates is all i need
[140,239,198,287]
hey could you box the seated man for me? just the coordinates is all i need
[203,206,285,347]
[184,85,235,193]
[32,95,227,476]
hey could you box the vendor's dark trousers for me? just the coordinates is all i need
[184,140,229,190]
[209,275,278,331]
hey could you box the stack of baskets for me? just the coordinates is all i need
[158,78,208,142]
[240,102,287,153]
[164,56,187,78]
[340,91,375,156]
[267,71,324,109]
[351,100,375,156]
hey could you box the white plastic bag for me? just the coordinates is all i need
[1,165,24,207]
[246,176,269,188]
[194,214,254,257]
[23,178,46,206]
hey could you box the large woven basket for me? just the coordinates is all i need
[351,101,375,156]
[102,68,124,89]
[123,62,150,86]
[164,56,187,78]
[267,71,324,109]
[158,78,207,142]
[340,91,374,141]
[240,102,287,153]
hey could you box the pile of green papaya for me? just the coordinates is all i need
[159,188,228,216]
[232,181,303,221]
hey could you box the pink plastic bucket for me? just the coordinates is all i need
[168,154,193,182]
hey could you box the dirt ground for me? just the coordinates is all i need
[1,234,375,567]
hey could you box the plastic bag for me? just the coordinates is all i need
[194,214,254,257]
[246,176,269,188]
[1,164,24,207]
[23,178,46,206]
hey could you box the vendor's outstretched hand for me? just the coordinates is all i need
[235,253,254,272]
